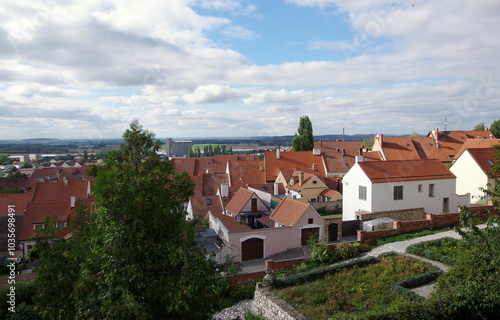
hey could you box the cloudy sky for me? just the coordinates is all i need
[1,0,500,140]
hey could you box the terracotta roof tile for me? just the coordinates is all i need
[270,197,310,226]
[264,150,326,182]
[228,160,266,187]
[30,180,91,202]
[466,148,500,177]
[0,193,30,216]
[210,210,251,232]
[190,195,224,218]
[455,139,500,159]
[20,200,74,241]
[225,188,255,215]
[358,159,455,183]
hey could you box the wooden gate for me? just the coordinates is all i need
[241,238,264,261]
[301,227,319,246]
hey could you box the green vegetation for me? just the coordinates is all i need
[406,237,464,265]
[375,229,435,245]
[490,119,500,138]
[473,122,486,131]
[292,115,314,151]
[275,255,435,319]
[31,121,218,319]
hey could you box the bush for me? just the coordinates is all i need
[406,237,462,265]
[335,242,360,260]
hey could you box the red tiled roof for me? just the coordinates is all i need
[228,160,266,187]
[0,193,30,216]
[257,215,274,228]
[315,141,381,173]
[466,148,500,177]
[270,196,310,226]
[455,139,500,159]
[320,189,340,198]
[378,136,451,161]
[225,188,255,215]
[0,178,29,189]
[264,150,326,182]
[30,180,91,202]
[210,210,251,232]
[358,159,455,183]
[20,200,74,240]
[172,158,197,176]
[190,195,224,218]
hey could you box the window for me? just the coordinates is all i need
[56,222,67,229]
[359,186,367,200]
[308,218,313,224]
[429,184,435,197]
[34,223,44,230]
[310,198,317,203]
[393,186,403,200]
[418,184,422,192]
[206,198,212,205]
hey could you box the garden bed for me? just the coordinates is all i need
[406,237,465,265]
[273,254,438,319]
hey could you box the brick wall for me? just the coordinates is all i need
[266,258,306,271]
[252,283,307,320]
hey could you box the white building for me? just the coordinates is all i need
[450,148,498,205]
[342,157,468,222]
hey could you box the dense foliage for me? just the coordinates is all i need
[32,121,217,319]
[292,116,314,151]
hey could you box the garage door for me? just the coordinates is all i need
[241,238,264,261]
[301,228,320,246]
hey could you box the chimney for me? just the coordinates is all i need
[276,147,280,160]
[313,148,321,156]
[375,133,383,146]
[312,163,317,171]
[273,182,279,196]
[342,148,346,156]
[435,140,440,148]
[299,171,304,187]
[359,147,363,156]
[70,196,76,208]
[355,156,364,163]
[319,140,323,148]
[63,176,68,186]
[430,128,439,141]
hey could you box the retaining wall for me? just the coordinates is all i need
[252,283,307,320]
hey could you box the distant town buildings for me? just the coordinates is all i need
[165,137,192,158]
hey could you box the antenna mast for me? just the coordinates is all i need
[444,115,448,131]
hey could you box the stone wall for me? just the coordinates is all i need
[252,283,307,320]
[356,208,426,223]
[310,200,342,212]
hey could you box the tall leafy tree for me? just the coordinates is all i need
[473,122,486,131]
[490,119,500,138]
[292,116,314,151]
[75,121,215,319]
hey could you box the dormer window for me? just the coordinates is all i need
[56,222,67,229]
[34,223,44,230]
[206,198,212,205]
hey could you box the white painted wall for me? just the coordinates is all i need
[343,162,463,221]
[248,186,272,208]
[450,150,489,204]
[342,164,373,221]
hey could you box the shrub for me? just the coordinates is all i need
[335,242,360,260]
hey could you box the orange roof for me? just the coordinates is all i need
[466,148,500,177]
[358,159,455,183]
[228,160,266,187]
[270,197,310,226]
[320,189,340,198]
[210,210,251,232]
[315,140,381,173]
[225,188,255,215]
[0,193,30,216]
[190,195,223,218]
[30,180,90,202]
[172,158,197,176]
[455,139,500,159]
[428,130,496,159]
[264,150,326,182]
[378,136,451,161]
[20,200,74,240]
[27,166,91,189]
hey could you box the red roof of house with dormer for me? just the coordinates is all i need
[358,159,456,183]
[270,196,310,226]
[190,195,224,218]
[30,180,91,202]
[210,210,251,232]
[19,200,73,241]
[454,139,500,159]
[264,150,326,182]
[465,148,500,177]
[225,187,256,216]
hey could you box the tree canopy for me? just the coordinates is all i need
[473,122,486,131]
[292,116,314,151]
[490,119,500,138]
[34,121,217,319]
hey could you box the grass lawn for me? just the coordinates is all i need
[274,256,435,319]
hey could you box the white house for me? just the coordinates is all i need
[342,157,468,222]
[450,148,499,205]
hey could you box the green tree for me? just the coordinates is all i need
[473,122,486,131]
[410,131,420,137]
[490,119,500,138]
[83,149,89,161]
[432,146,500,318]
[73,121,216,319]
[292,116,314,151]
[0,153,12,165]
